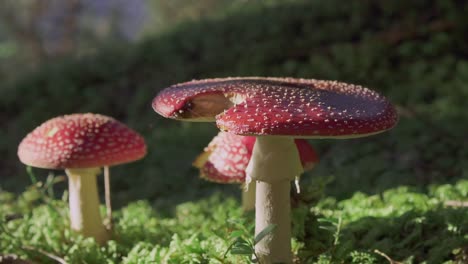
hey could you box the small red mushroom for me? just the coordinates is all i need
[152,77,398,263]
[193,131,318,211]
[17,113,146,244]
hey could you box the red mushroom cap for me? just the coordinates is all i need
[152,77,398,138]
[193,132,318,183]
[18,113,147,169]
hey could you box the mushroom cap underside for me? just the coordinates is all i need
[152,77,398,138]
[18,113,147,169]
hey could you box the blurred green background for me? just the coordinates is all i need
[1,0,467,210]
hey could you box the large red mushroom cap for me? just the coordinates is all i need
[18,113,147,169]
[152,77,398,138]
[193,132,318,183]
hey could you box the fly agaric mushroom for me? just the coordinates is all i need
[17,113,146,244]
[152,77,398,263]
[193,131,318,211]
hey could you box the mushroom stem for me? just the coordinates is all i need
[255,181,291,262]
[241,182,256,211]
[66,168,108,244]
[246,136,303,264]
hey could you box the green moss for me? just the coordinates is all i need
[1,180,466,263]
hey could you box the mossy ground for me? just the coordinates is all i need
[1,175,467,263]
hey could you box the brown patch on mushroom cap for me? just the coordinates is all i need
[18,113,147,169]
[152,77,398,138]
[194,132,318,183]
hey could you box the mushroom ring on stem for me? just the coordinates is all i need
[17,113,147,244]
[152,77,398,263]
[193,131,318,211]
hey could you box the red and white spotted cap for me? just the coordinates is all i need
[193,132,318,183]
[152,77,398,138]
[18,113,147,169]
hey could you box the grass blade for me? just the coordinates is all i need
[254,224,277,245]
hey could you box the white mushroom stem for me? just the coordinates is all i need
[66,167,108,244]
[246,136,303,264]
[241,182,256,211]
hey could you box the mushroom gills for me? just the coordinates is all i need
[176,92,244,121]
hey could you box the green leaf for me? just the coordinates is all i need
[317,217,339,224]
[235,237,249,244]
[225,237,253,257]
[231,244,253,255]
[319,226,335,231]
[254,224,277,245]
[229,230,244,239]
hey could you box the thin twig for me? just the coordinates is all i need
[374,249,403,264]
[104,166,113,231]
[22,246,68,264]
[445,200,468,207]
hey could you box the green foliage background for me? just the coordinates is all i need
[1,0,467,263]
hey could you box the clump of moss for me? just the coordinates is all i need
[1,178,467,263]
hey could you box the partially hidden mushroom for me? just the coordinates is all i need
[17,113,146,244]
[152,77,398,263]
[193,131,318,211]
